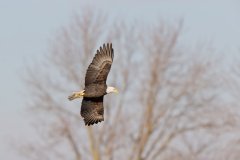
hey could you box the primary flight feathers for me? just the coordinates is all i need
[85,43,114,86]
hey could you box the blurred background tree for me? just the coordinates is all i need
[19,10,239,160]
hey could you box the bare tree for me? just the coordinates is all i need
[213,53,240,160]
[19,10,235,160]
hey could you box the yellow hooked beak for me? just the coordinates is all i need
[113,88,119,94]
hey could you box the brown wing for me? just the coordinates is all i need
[85,43,114,86]
[80,96,104,126]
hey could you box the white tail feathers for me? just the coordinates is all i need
[68,90,85,101]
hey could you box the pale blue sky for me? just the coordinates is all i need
[0,0,239,159]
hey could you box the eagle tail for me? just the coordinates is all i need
[68,90,85,101]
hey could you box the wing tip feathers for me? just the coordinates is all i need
[84,118,104,126]
[93,43,114,63]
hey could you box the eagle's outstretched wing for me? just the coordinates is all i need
[80,96,104,126]
[85,43,114,86]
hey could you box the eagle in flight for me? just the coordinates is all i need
[68,43,118,126]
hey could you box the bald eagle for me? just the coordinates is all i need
[68,43,118,126]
